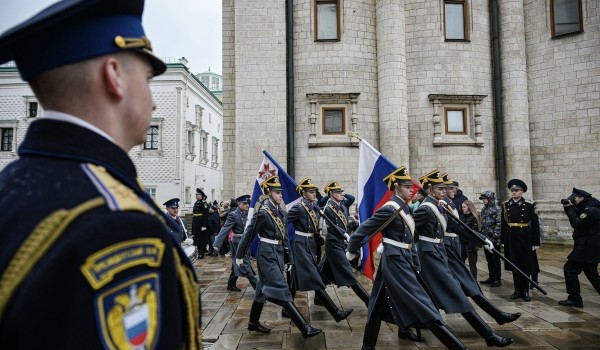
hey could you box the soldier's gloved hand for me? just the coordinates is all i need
[439,199,448,206]
[532,245,540,251]
[183,238,194,245]
[346,251,357,261]
[376,242,384,255]
[285,264,293,272]
[344,233,350,241]
[201,227,207,231]
[484,239,494,252]
[235,258,244,267]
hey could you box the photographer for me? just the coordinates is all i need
[558,188,600,308]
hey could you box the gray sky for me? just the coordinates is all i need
[0,0,222,75]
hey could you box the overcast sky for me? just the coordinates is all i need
[0,0,222,75]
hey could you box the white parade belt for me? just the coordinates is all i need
[294,230,313,237]
[232,233,243,237]
[445,232,458,238]
[418,236,443,244]
[382,237,412,250]
[259,237,281,245]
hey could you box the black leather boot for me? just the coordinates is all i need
[351,283,371,306]
[283,302,322,339]
[462,311,514,347]
[362,316,382,350]
[471,294,521,325]
[247,301,271,333]
[315,289,353,322]
[398,326,425,342]
[510,274,521,299]
[427,321,468,350]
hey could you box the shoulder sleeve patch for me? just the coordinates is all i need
[82,164,151,214]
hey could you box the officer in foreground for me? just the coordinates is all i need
[559,188,600,308]
[0,1,201,348]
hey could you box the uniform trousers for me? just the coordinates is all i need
[564,259,600,303]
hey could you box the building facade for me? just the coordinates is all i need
[0,61,223,215]
[223,0,599,240]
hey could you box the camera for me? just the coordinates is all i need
[561,197,574,205]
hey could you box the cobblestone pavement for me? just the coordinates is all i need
[196,244,600,349]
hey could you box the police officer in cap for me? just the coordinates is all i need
[192,188,210,258]
[164,198,187,242]
[0,0,200,348]
[213,194,257,291]
[237,176,321,338]
[558,188,600,307]
[501,179,540,301]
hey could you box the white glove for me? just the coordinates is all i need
[376,242,384,255]
[183,238,194,245]
[201,227,207,231]
[439,199,448,206]
[344,233,350,241]
[346,251,357,261]
[235,258,244,267]
[285,264,293,272]
[532,245,540,251]
[484,239,494,252]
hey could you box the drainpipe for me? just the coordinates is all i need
[490,0,506,201]
[285,0,295,178]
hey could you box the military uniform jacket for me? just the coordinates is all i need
[319,199,358,286]
[237,200,292,303]
[287,199,326,291]
[214,207,255,277]
[501,197,540,274]
[413,196,474,314]
[349,195,441,328]
[564,197,600,264]
[192,199,209,242]
[0,119,201,349]
[167,214,187,242]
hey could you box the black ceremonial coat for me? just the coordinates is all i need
[237,200,291,303]
[413,196,474,314]
[348,196,441,327]
[0,119,200,349]
[287,199,326,291]
[564,197,600,264]
[214,207,255,277]
[501,198,541,275]
[319,199,359,286]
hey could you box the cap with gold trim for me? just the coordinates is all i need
[0,0,166,81]
[296,177,318,195]
[261,176,282,194]
[441,172,456,188]
[324,181,343,196]
[419,169,445,189]
[383,166,413,191]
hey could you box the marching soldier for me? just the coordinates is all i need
[0,1,201,348]
[236,176,321,338]
[287,178,353,322]
[501,179,541,301]
[347,166,467,350]
[192,188,210,258]
[213,194,257,291]
[413,170,514,347]
[319,181,370,306]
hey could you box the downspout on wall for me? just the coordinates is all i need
[285,0,295,178]
[490,0,506,201]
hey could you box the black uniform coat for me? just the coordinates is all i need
[237,200,291,303]
[319,199,359,286]
[0,119,200,349]
[192,199,209,246]
[167,214,187,242]
[413,196,474,314]
[287,199,327,291]
[501,198,541,275]
[349,195,442,327]
[214,207,255,277]
[564,197,600,264]
[442,199,482,297]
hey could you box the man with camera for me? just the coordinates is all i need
[558,188,600,308]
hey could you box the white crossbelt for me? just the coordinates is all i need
[418,236,443,244]
[445,233,458,238]
[382,237,412,249]
[259,237,281,245]
[294,230,313,237]
[232,233,243,237]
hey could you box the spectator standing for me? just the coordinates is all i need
[207,205,221,256]
[558,188,600,308]
[479,191,503,287]
[461,200,481,279]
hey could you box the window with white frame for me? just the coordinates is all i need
[28,102,38,118]
[199,130,209,164]
[306,93,360,148]
[144,125,159,150]
[185,121,197,161]
[146,187,157,200]
[428,94,485,147]
[315,0,340,41]
[185,187,191,204]
[211,136,219,167]
[1,128,14,151]
[550,0,583,37]
[444,0,469,41]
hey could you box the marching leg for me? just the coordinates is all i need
[471,294,520,325]
[462,311,514,347]
[282,302,322,339]
[314,289,353,322]
[427,321,468,350]
[247,301,271,333]
[350,283,370,306]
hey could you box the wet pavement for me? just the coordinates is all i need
[195,244,600,349]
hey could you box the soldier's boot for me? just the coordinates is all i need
[362,313,382,350]
[510,274,521,299]
[282,289,296,318]
[427,321,468,350]
[247,301,271,333]
[282,302,322,339]
[315,289,353,322]
[398,326,425,342]
[462,311,514,347]
[350,283,370,306]
[471,294,521,325]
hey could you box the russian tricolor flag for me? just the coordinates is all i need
[247,150,300,254]
[356,139,398,281]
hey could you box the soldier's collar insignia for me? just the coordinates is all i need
[95,273,160,350]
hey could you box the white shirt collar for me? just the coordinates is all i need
[42,110,116,144]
